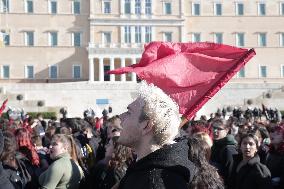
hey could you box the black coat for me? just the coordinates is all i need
[260,146,284,189]
[0,163,14,189]
[211,135,238,185]
[228,154,272,189]
[118,140,197,189]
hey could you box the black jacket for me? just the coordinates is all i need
[211,135,238,185]
[228,154,272,189]
[259,146,284,189]
[0,163,14,189]
[118,140,197,189]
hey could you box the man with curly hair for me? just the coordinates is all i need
[117,81,197,189]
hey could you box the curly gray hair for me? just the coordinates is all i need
[138,81,181,146]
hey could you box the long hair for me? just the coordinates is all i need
[52,134,78,162]
[108,137,134,172]
[15,128,40,166]
[187,137,224,189]
[0,131,18,166]
[269,124,284,154]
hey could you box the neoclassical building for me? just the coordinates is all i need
[1,0,284,84]
[1,0,284,116]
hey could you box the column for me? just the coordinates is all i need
[130,0,135,15]
[90,0,95,15]
[90,26,95,44]
[99,57,104,82]
[141,0,145,15]
[120,0,124,17]
[110,57,115,81]
[88,58,94,82]
[180,0,184,18]
[120,26,125,46]
[131,57,137,82]
[120,58,126,81]
[141,26,146,44]
[131,26,135,45]
[180,26,186,42]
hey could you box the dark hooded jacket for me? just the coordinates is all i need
[259,145,284,189]
[228,154,272,189]
[0,163,14,189]
[118,139,197,189]
[211,134,238,186]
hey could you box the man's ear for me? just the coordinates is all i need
[142,120,153,135]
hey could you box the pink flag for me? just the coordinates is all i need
[108,42,256,120]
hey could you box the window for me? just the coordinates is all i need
[164,32,172,42]
[102,32,111,44]
[1,30,10,46]
[164,3,172,15]
[258,33,267,47]
[236,33,245,47]
[1,65,9,79]
[281,33,284,47]
[25,31,34,46]
[192,33,201,42]
[135,0,141,15]
[258,3,266,16]
[26,0,33,13]
[49,65,58,79]
[73,65,81,79]
[236,3,244,15]
[145,26,152,43]
[238,68,245,78]
[124,26,131,43]
[49,0,57,14]
[214,3,222,16]
[104,65,110,81]
[73,0,80,14]
[49,32,58,47]
[281,3,284,15]
[192,3,200,15]
[73,32,81,47]
[214,33,223,43]
[104,1,111,14]
[134,26,141,43]
[259,65,267,78]
[281,65,284,77]
[25,65,34,79]
[145,0,152,15]
[0,0,9,12]
[124,0,131,14]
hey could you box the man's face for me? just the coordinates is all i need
[213,124,229,140]
[118,98,146,148]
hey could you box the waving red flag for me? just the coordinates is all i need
[108,42,256,120]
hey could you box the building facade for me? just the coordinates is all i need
[0,0,90,82]
[1,0,284,116]
[1,0,284,83]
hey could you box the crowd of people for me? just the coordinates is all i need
[0,82,283,189]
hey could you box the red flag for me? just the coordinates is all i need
[0,99,8,116]
[108,42,256,120]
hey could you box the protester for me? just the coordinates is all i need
[39,134,82,189]
[187,137,224,189]
[210,118,238,186]
[87,136,133,189]
[260,124,284,189]
[1,131,39,189]
[0,130,15,189]
[228,133,272,189]
[117,82,197,189]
